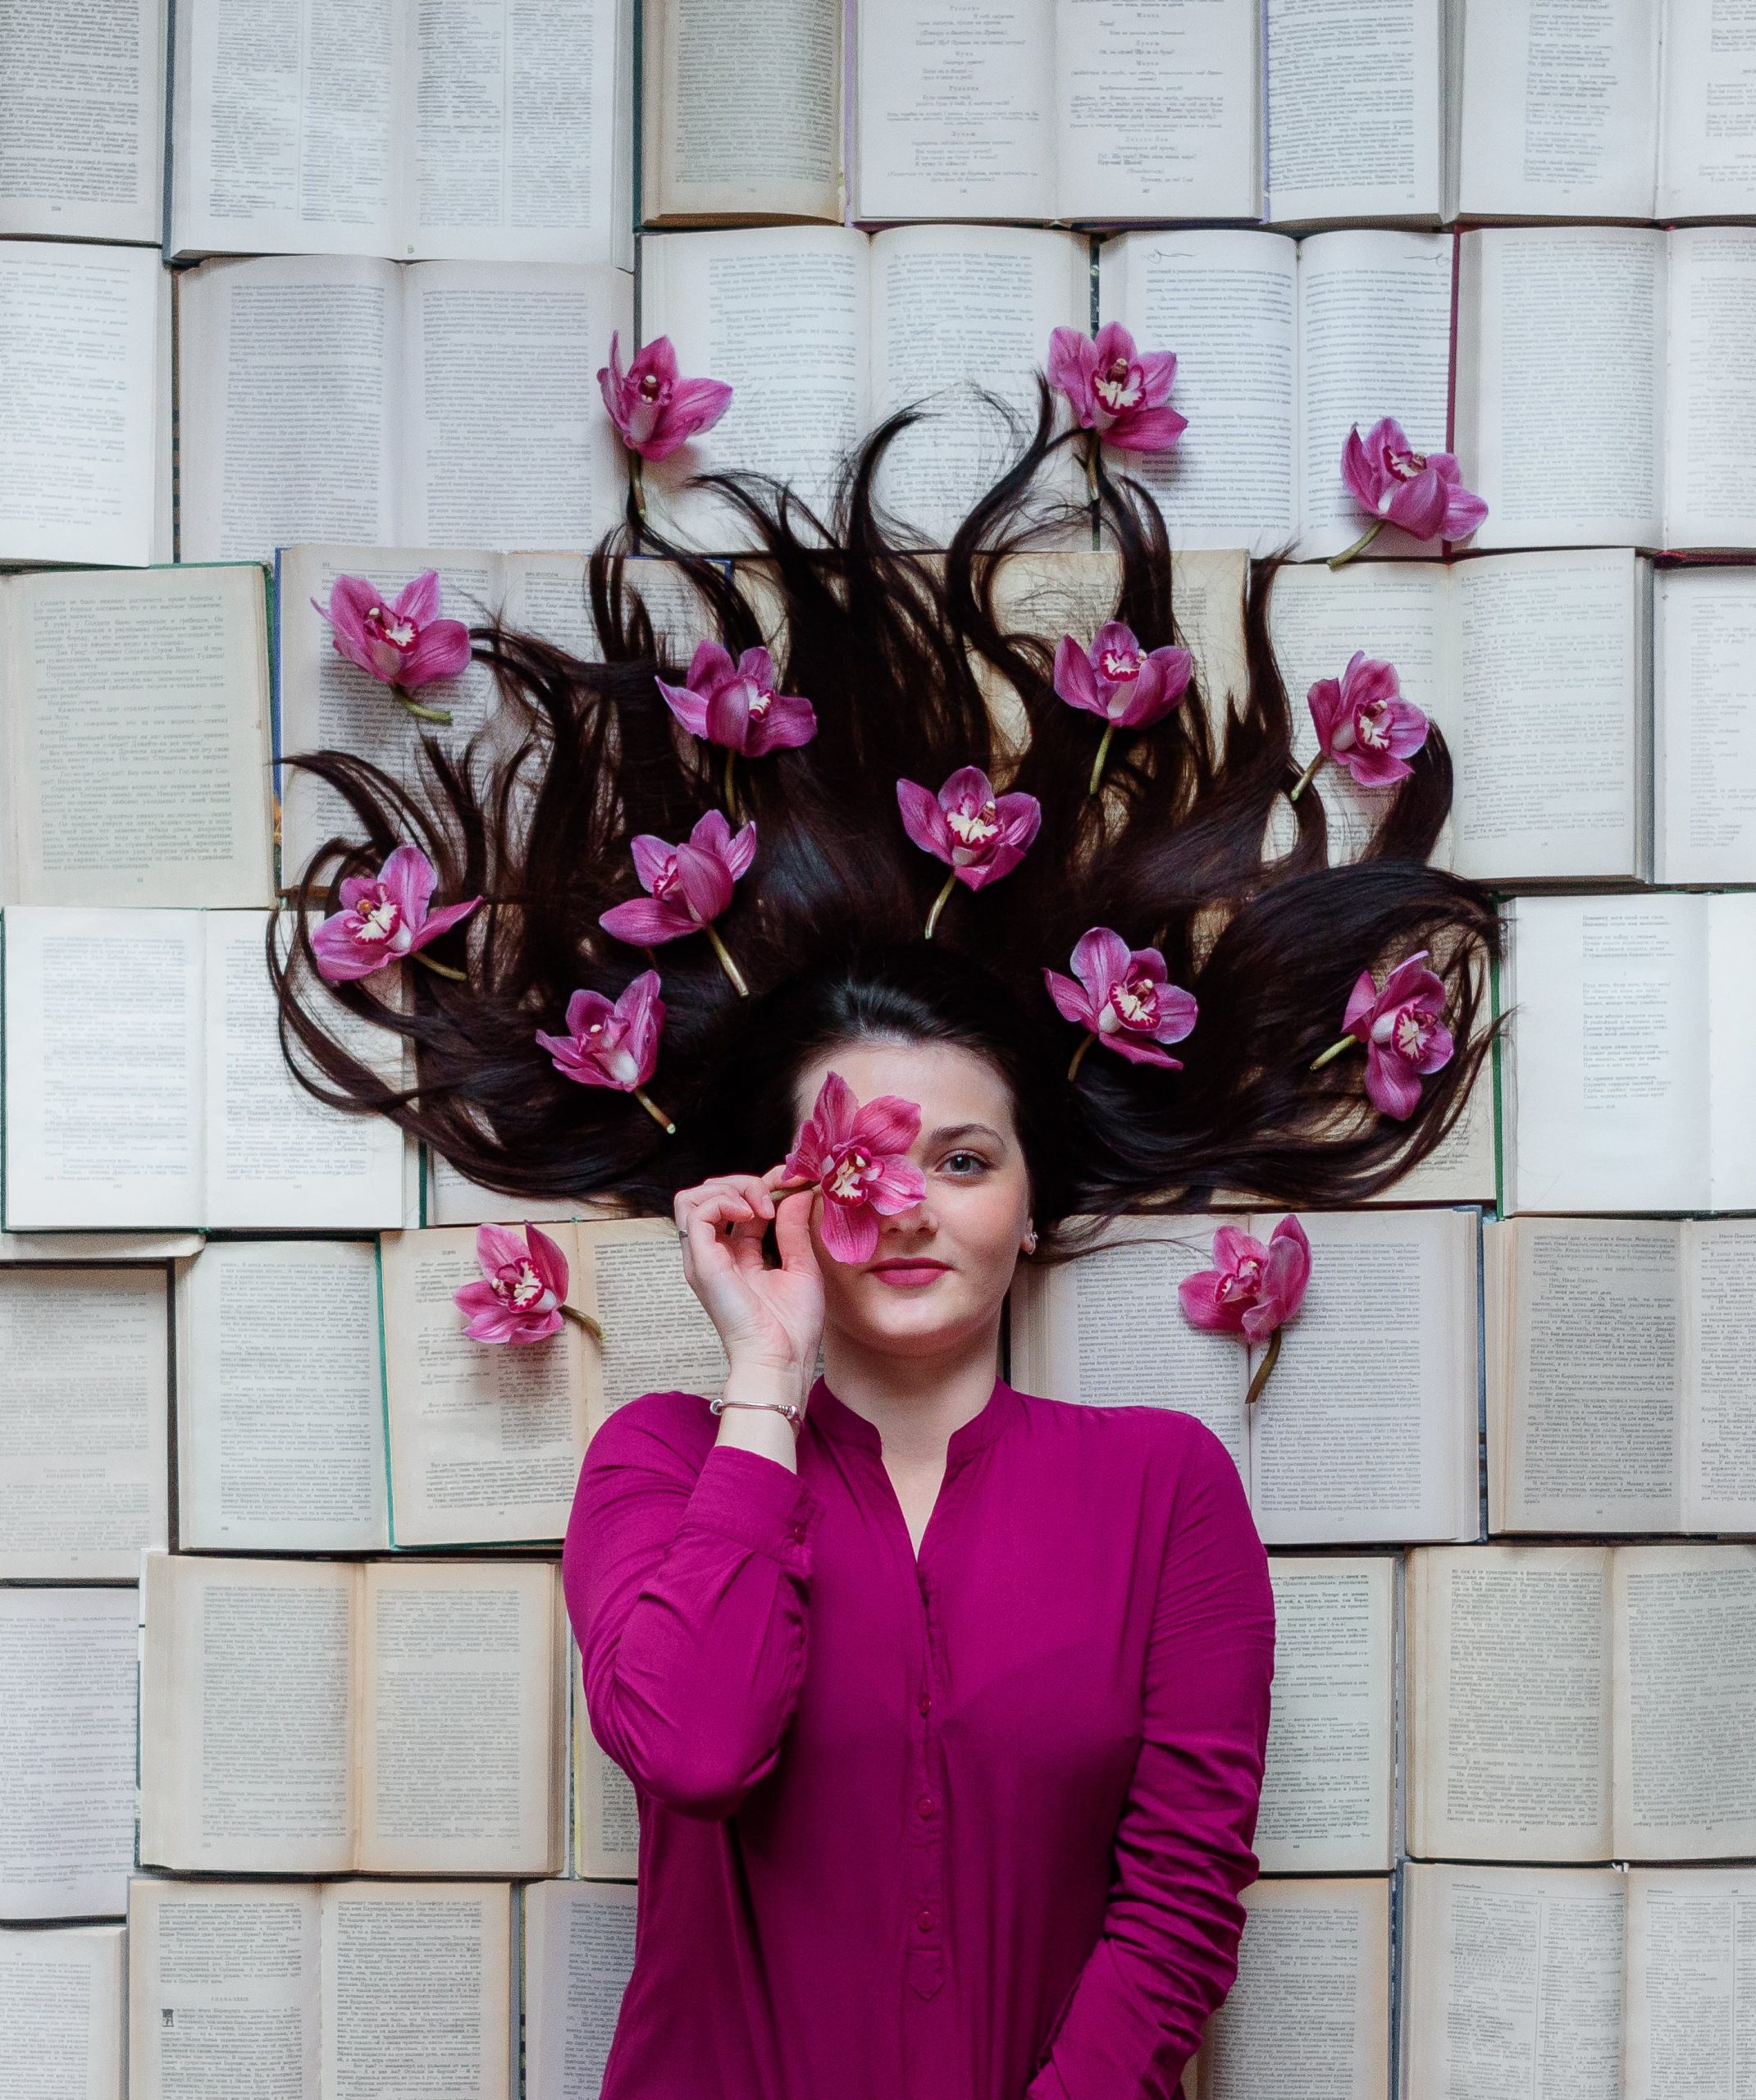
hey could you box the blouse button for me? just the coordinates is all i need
[917,1691,931,1717]
[916,1795,934,1819]
[789,1521,806,1541]
[916,1909,936,1933]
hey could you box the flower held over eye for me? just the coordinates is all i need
[896,765,1042,937]
[1311,949,1454,1121]
[1047,324,1187,452]
[597,332,732,464]
[1333,417,1488,567]
[783,1071,927,1265]
[313,572,472,723]
[1045,928,1197,1080]
[599,810,757,994]
[535,970,676,1132]
[453,1224,570,1344]
[1292,651,1429,801]
[310,844,479,984]
[1179,1215,1311,1406]
[1053,621,1195,792]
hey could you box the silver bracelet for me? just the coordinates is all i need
[709,1395,804,1433]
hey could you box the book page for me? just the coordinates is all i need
[0,1591,138,1920]
[0,1267,168,1578]
[1493,1219,1684,1534]
[360,1560,562,1876]
[1004,1217,1248,1477]
[1659,0,1756,217]
[1455,0,1659,217]
[1266,0,1441,223]
[1662,227,1756,550]
[0,0,164,243]
[140,1553,358,1877]
[177,254,402,563]
[524,1881,639,2100]
[5,566,273,910]
[1705,892,1756,1210]
[1503,893,1711,1213]
[321,1883,513,2100]
[577,1219,727,1436]
[3,906,204,1230]
[401,262,631,550]
[1098,231,1298,555]
[1257,1557,1395,1874]
[1655,567,1756,886]
[126,1879,322,2100]
[1249,1209,1477,1545]
[1407,1545,1613,1861]
[1625,1867,1756,2098]
[0,242,163,566]
[1399,1860,1625,2100]
[0,1924,123,2100]
[854,0,1056,222]
[572,1682,640,1878]
[1197,1877,1389,2100]
[423,1151,598,1226]
[1685,1221,1756,1532]
[1612,1542,1756,1860]
[381,1226,588,1545]
[1363,1054,1498,1205]
[644,0,841,222]
[178,1239,389,1553]
[1055,0,1259,221]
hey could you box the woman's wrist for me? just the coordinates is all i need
[710,1363,812,1470]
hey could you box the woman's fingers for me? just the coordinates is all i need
[674,1174,776,1235]
[773,1188,820,1277]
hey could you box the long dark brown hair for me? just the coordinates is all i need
[271,386,1501,1244]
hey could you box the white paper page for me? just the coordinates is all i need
[1504,893,1710,1213]
[1055,0,1259,221]
[0,0,164,242]
[1266,0,1441,223]
[854,0,1056,222]
[1655,567,1756,885]
[1662,227,1756,550]
[1098,231,1298,556]
[0,1924,124,2100]
[0,243,162,566]
[572,1690,640,1877]
[1685,1221,1756,1533]
[0,1267,169,1579]
[424,1152,590,1226]
[177,254,402,564]
[179,1239,388,1553]
[525,1882,637,2100]
[0,1591,138,1921]
[1706,892,1756,1211]
[3,906,204,1231]
[1658,0,1756,217]
[1625,1868,1756,2100]
[401,262,630,550]
[575,1219,727,1435]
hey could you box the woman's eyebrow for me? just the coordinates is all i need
[927,1121,1005,1145]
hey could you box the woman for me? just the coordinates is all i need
[274,389,1498,2095]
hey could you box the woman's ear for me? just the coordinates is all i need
[1021,1219,1038,1254]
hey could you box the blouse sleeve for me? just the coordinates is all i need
[1024,1419,1276,2100]
[562,1395,825,1823]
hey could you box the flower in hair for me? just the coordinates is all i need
[310,844,479,984]
[312,571,471,724]
[1332,417,1487,568]
[658,641,817,812]
[783,1072,927,1265]
[454,1224,570,1344]
[599,810,757,996]
[1290,652,1429,801]
[1047,324,1186,452]
[896,766,1042,938]
[599,333,732,463]
[1179,1217,1311,1406]
[1053,623,1194,793]
[536,970,676,1133]
[1045,928,1197,1080]
[1310,949,1453,1121]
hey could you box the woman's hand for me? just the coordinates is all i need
[674,1166,823,1405]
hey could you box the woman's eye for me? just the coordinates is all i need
[940,1150,989,1176]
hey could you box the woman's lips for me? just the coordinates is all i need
[870,1261,949,1290]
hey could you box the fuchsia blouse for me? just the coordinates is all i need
[562,1376,1276,2100]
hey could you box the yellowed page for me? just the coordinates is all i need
[576,1217,727,1439]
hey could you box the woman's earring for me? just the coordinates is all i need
[1022,1227,1038,1254]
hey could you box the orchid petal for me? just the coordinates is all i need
[1178,1269,1245,1334]
[818,1199,879,1266]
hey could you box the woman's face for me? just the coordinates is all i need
[790,1038,1034,1363]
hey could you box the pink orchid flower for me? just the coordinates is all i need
[1047,323,1187,452]
[1045,927,1198,1080]
[896,765,1042,938]
[310,843,480,984]
[657,641,817,812]
[597,331,732,464]
[1291,651,1430,801]
[535,970,676,1132]
[312,571,472,724]
[1311,949,1454,1121]
[453,1223,571,1344]
[1053,621,1195,792]
[1334,417,1489,566]
[782,1071,928,1266]
[598,810,757,995]
[1179,1215,1311,1405]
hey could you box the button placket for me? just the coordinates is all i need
[905,1563,946,1999]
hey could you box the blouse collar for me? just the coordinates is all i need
[805,1375,1019,1463]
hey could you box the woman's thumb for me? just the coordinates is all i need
[773,1188,819,1276]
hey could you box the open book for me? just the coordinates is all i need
[0,0,164,241]
[1654,564,1756,884]
[1098,229,1453,558]
[524,1881,638,2100]
[572,1653,641,1880]
[1457,226,1756,553]
[1498,892,1756,1215]
[0,565,273,908]
[853,0,1260,225]
[127,1878,514,2100]
[1009,1209,1481,1545]
[0,242,170,566]
[0,1924,124,2100]
[2,908,411,1231]
[166,0,631,265]
[176,257,632,564]
[1487,1217,1756,1535]
[639,225,1088,551]
[1407,1541,1756,1862]
[141,1552,567,1877]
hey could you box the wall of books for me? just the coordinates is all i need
[4,2,1756,2097]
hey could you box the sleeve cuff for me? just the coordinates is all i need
[682,1442,823,1566]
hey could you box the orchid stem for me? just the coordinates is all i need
[632,1087,677,1134]
[1244,1327,1283,1407]
[413,952,467,981]
[924,871,959,941]
[1067,1032,1097,1083]
[705,923,750,997]
[1084,435,1101,513]
[723,746,738,819]
[1288,751,1325,803]
[1309,1034,1361,1071]
[628,451,647,531]
[1327,518,1384,570]
[561,1303,604,1344]
[1088,723,1115,797]
[392,686,453,725]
